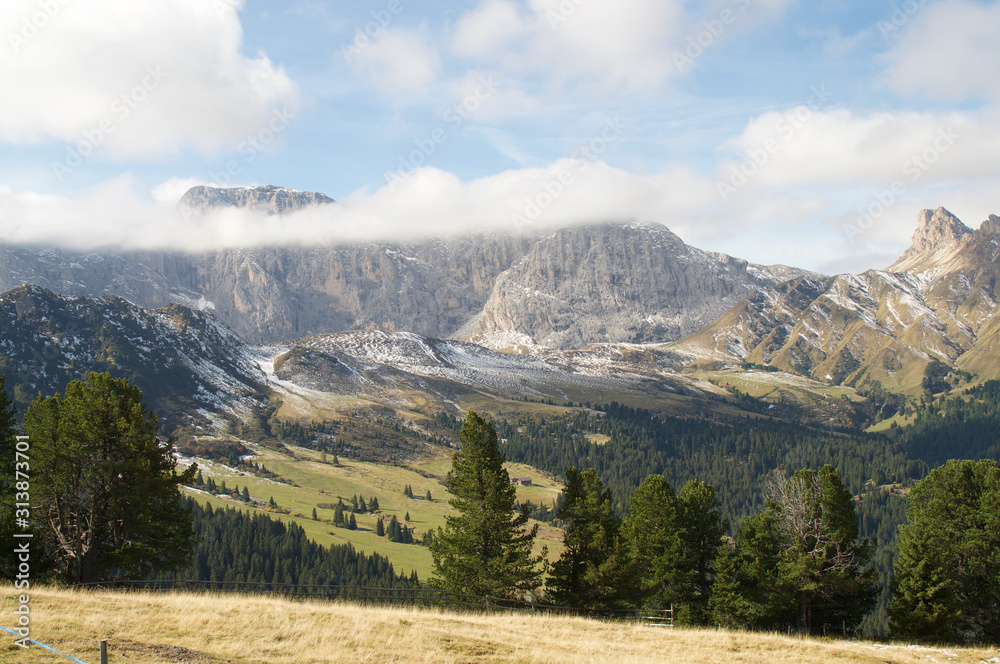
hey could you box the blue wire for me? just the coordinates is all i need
[1,625,91,664]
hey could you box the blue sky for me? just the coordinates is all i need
[1,0,999,273]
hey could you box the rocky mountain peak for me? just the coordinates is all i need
[976,214,1000,239]
[912,207,971,251]
[179,185,334,215]
[889,207,972,273]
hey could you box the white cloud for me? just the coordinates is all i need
[717,107,1000,189]
[0,163,717,252]
[150,177,213,206]
[450,0,524,60]
[880,0,1000,101]
[2,157,996,276]
[350,28,441,97]
[0,0,299,158]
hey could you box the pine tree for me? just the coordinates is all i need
[0,376,20,579]
[404,512,410,522]
[375,518,385,537]
[428,411,544,599]
[334,502,345,527]
[359,496,367,513]
[426,490,433,502]
[242,486,250,502]
[370,496,379,511]
[675,480,727,624]
[268,496,277,509]
[623,474,684,608]
[348,514,357,530]
[312,507,318,520]
[388,516,401,542]
[220,481,228,494]
[548,467,634,609]
[351,495,359,513]
[709,512,784,627]
[890,459,1000,644]
[196,469,204,486]
[21,372,195,583]
[767,466,875,631]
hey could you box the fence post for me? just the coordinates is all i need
[100,640,108,664]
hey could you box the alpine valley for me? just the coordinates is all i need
[3,185,1000,595]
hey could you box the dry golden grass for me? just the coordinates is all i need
[4,586,998,664]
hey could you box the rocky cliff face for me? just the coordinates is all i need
[888,207,972,273]
[1,186,812,348]
[469,223,800,348]
[179,185,334,215]
[0,235,536,343]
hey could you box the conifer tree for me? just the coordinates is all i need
[22,372,195,582]
[426,490,433,502]
[268,496,277,509]
[196,469,204,486]
[0,376,20,579]
[370,496,379,511]
[348,514,357,530]
[890,459,1000,644]
[242,486,250,502]
[428,411,544,599]
[388,516,401,542]
[404,512,410,522]
[375,517,385,537]
[548,467,634,609]
[765,466,875,631]
[675,480,727,623]
[623,474,684,608]
[359,496,367,513]
[712,466,875,630]
[351,495,359,512]
[334,502,345,527]
[312,507,318,520]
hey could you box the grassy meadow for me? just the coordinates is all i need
[181,444,564,580]
[4,586,997,664]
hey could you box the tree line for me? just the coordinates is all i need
[0,373,417,590]
[428,411,1000,643]
[155,498,417,589]
[3,374,998,644]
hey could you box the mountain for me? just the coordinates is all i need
[0,284,268,422]
[468,223,814,349]
[0,186,809,349]
[179,184,334,215]
[673,207,1000,392]
[0,285,755,433]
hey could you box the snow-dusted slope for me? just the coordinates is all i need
[270,329,705,406]
[672,208,1000,391]
[0,285,268,419]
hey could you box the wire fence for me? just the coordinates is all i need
[66,579,674,625]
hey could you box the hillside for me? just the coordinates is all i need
[672,208,1000,394]
[4,587,995,664]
